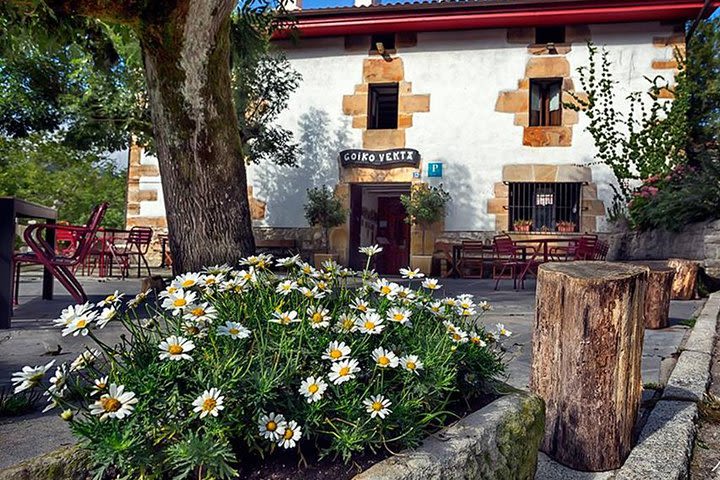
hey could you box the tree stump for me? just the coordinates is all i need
[668,258,700,300]
[531,261,648,471]
[639,264,675,329]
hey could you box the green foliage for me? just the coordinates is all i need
[400,183,451,227]
[686,18,720,147]
[18,255,507,478]
[0,386,40,417]
[304,186,347,251]
[0,135,127,227]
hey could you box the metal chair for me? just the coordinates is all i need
[458,240,487,279]
[492,234,538,290]
[114,226,154,278]
[12,203,108,304]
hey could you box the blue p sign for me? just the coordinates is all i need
[427,162,443,178]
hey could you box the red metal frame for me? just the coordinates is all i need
[113,226,154,278]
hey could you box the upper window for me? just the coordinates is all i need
[368,83,399,130]
[535,26,565,44]
[530,79,562,127]
[508,182,581,232]
[370,33,396,53]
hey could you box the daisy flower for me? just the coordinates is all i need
[89,383,138,420]
[11,360,54,393]
[334,313,357,333]
[158,336,195,361]
[350,297,374,314]
[200,273,224,289]
[469,331,488,347]
[458,307,477,317]
[329,359,360,385]
[218,321,251,339]
[61,309,98,337]
[386,307,411,325]
[299,376,328,403]
[202,264,232,275]
[276,280,298,295]
[372,347,399,368]
[495,323,512,337]
[479,300,492,311]
[359,244,383,257]
[97,290,124,307]
[91,376,109,396]
[299,262,316,276]
[355,312,385,335]
[373,279,399,299]
[182,302,218,324]
[422,278,441,290]
[322,341,351,362]
[54,302,94,327]
[363,394,392,419]
[70,349,99,372]
[427,301,444,316]
[299,286,326,300]
[278,420,302,449]
[192,388,225,418]
[183,320,208,338]
[442,297,457,308]
[175,272,203,289]
[458,298,476,310]
[399,267,424,279]
[395,287,415,302]
[236,268,257,284]
[277,255,301,268]
[161,289,197,315]
[307,306,331,329]
[158,284,179,299]
[270,310,300,325]
[400,355,424,375]
[450,328,469,343]
[47,364,68,396]
[97,306,117,328]
[258,412,287,441]
[127,290,150,309]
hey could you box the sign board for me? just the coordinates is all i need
[427,162,443,178]
[339,148,420,168]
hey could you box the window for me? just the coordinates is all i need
[368,83,399,130]
[371,33,396,52]
[530,79,562,127]
[508,182,581,231]
[535,26,565,44]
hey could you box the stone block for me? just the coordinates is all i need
[494,182,509,198]
[652,59,678,70]
[363,57,404,82]
[126,202,140,215]
[138,164,160,177]
[556,164,592,182]
[562,109,579,125]
[398,81,413,94]
[562,78,575,90]
[352,115,367,129]
[398,94,430,114]
[564,91,589,109]
[495,90,528,113]
[653,33,685,47]
[533,165,558,182]
[525,56,570,78]
[656,87,675,99]
[583,183,598,200]
[514,112,529,127]
[581,215,598,232]
[503,164,534,182]
[354,83,369,93]
[128,216,167,229]
[342,95,368,116]
[583,199,606,216]
[487,197,508,214]
[615,400,697,480]
[362,129,405,149]
[662,350,711,402]
[397,114,413,129]
[495,214,509,232]
[522,126,572,147]
[517,78,530,89]
[683,295,720,355]
[527,44,572,56]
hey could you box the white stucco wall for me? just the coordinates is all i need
[246,21,678,232]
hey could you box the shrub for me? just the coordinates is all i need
[304,186,347,253]
[11,248,507,479]
[400,183,451,254]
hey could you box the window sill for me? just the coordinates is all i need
[523,126,572,147]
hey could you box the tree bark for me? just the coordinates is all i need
[639,264,675,329]
[137,0,255,274]
[530,261,648,471]
[668,258,700,300]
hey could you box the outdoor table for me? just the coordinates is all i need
[0,197,58,329]
[512,236,578,263]
[96,228,131,277]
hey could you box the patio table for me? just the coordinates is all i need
[0,197,58,329]
[512,236,579,263]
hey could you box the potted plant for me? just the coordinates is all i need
[400,183,451,275]
[513,219,533,232]
[304,186,347,267]
[557,220,576,233]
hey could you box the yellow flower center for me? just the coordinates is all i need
[101,397,121,412]
[406,361,416,370]
[282,284,291,290]
[191,307,205,316]
[364,321,375,330]
[229,328,239,335]
[378,356,390,366]
[318,282,326,289]
[339,366,351,376]
[380,286,391,295]
[372,401,383,411]
[104,295,116,302]
[308,384,319,394]
[97,382,106,389]
[187,326,200,335]
[173,298,187,307]
[393,313,404,322]
[76,319,87,328]
[281,315,290,324]
[168,344,184,355]
[453,333,461,341]
[283,428,294,440]
[312,313,323,323]
[357,304,367,312]
[398,291,407,298]
[304,291,313,298]
[202,398,217,412]
[168,287,177,294]
[206,278,216,285]
[329,349,342,359]
[181,280,195,288]
[266,421,277,432]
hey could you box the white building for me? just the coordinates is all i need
[126,0,709,273]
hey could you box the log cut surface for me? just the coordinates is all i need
[668,258,700,300]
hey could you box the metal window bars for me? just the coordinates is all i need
[507,182,582,232]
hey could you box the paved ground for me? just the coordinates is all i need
[0,272,706,473]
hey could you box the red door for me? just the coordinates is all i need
[375,197,410,275]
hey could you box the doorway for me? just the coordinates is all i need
[348,183,411,275]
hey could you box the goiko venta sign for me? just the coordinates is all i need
[339,148,420,168]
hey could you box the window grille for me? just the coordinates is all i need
[508,182,582,232]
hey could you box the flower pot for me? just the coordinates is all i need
[314,253,338,268]
[514,225,531,232]
[557,226,575,233]
[410,254,433,275]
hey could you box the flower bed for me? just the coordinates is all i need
[10,247,510,479]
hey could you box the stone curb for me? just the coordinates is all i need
[353,391,545,480]
[0,446,89,480]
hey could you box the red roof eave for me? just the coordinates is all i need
[273,0,718,38]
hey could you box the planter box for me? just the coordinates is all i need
[410,254,433,275]
[0,392,544,480]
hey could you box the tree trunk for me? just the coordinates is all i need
[642,265,675,329]
[531,261,648,471]
[668,258,700,300]
[137,0,255,274]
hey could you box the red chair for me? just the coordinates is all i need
[492,234,538,290]
[549,235,598,261]
[113,226,154,278]
[12,203,108,304]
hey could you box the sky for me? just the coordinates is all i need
[302,0,353,8]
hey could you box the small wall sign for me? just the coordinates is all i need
[427,162,443,177]
[339,148,421,168]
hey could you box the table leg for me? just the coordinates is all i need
[0,204,15,329]
[160,239,167,268]
[42,218,56,300]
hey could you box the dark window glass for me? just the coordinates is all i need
[371,34,395,52]
[530,78,562,127]
[368,83,399,130]
[535,26,565,44]
[508,182,582,231]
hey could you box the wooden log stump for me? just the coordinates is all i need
[531,261,648,471]
[642,265,675,329]
[668,258,700,300]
